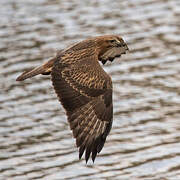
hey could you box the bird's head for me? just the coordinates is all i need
[95,35,129,65]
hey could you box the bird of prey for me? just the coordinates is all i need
[16,35,129,163]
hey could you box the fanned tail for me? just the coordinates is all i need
[16,57,56,81]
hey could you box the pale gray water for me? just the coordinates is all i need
[0,0,180,179]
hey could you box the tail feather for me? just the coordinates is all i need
[16,66,47,81]
[16,57,56,81]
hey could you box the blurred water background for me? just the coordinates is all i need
[0,0,180,179]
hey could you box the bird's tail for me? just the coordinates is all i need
[16,57,56,81]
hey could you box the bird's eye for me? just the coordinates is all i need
[109,39,117,43]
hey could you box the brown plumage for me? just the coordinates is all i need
[16,35,129,163]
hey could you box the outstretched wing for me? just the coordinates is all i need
[51,52,113,162]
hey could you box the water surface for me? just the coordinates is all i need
[0,0,180,179]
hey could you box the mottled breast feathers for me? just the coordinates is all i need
[51,50,113,162]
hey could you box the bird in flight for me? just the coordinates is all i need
[16,35,129,163]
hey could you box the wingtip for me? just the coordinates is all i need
[79,153,83,160]
[92,157,96,163]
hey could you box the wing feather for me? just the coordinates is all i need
[51,51,113,162]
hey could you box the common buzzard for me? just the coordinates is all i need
[16,35,129,162]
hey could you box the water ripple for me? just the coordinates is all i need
[0,0,180,179]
